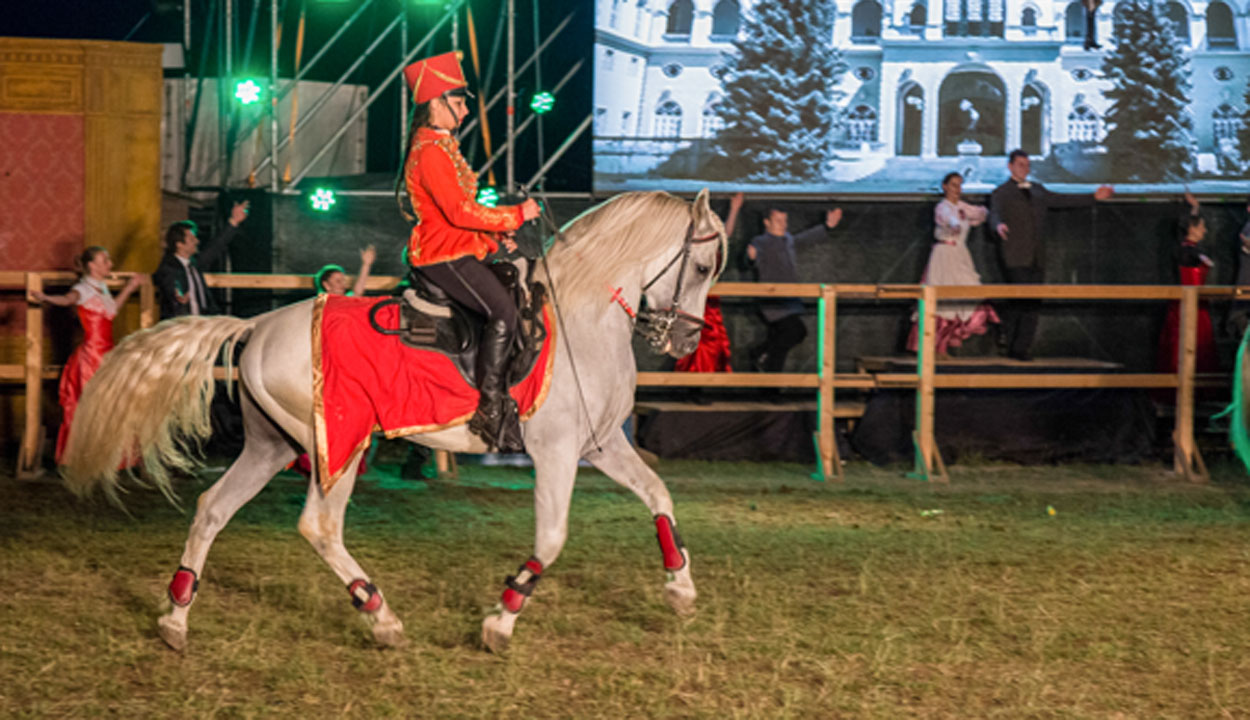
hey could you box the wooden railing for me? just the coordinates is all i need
[3,271,1240,482]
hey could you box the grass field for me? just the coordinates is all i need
[2,454,1250,718]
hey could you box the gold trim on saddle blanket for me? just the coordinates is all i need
[312,298,558,491]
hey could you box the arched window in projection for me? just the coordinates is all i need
[701,96,725,138]
[711,0,740,38]
[666,0,693,36]
[938,70,1006,155]
[909,2,928,28]
[654,99,683,137]
[898,84,925,156]
[1065,1,1084,42]
[852,0,883,41]
[1163,1,1190,44]
[1020,83,1048,156]
[1213,103,1243,142]
[1022,5,1038,28]
[845,105,880,144]
[1207,1,1236,48]
[1067,104,1104,143]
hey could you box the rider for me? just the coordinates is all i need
[400,51,541,453]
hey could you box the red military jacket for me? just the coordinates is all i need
[404,126,525,266]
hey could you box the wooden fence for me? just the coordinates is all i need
[2,271,1238,483]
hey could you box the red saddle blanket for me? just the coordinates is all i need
[312,294,556,490]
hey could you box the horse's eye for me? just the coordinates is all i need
[695,264,712,276]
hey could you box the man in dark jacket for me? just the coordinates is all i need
[989,150,1112,360]
[153,201,249,319]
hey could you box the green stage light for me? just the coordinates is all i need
[234,79,262,105]
[310,188,337,212]
[530,91,554,115]
[476,186,498,207]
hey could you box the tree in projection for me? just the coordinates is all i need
[714,0,847,181]
[1100,0,1195,181]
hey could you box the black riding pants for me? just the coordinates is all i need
[756,314,807,372]
[416,255,517,331]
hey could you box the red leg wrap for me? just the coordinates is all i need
[501,587,527,613]
[347,579,383,613]
[500,557,544,614]
[654,514,687,571]
[169,567,198,607]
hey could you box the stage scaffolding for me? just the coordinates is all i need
[176,0,589,198]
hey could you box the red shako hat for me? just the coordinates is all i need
[403,50,470,105]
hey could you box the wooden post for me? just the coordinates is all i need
[18,272,45,477]
[816,285,842,481]
[434,450,458,478]
[912,284,948,482]
[1173,286,1207,482]
[139,276,157,329]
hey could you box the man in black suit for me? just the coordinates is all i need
[154,201,250,319]
[989,150,1113,360]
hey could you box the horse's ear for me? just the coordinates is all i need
[693,188,711,219]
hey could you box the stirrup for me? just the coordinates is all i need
[469,400,524,453]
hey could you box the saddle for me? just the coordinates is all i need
[369,260,548,389]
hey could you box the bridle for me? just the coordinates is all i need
[636,223,723,353]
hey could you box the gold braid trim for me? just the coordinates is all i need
[382,410,476,440]
[520,302,557,421]
[311,294,337,492]
[432,134,521,227]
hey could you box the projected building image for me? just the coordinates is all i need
[593,0,1250,193]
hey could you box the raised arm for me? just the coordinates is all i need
[1045,184,1114,209]
[351,245,376,297]
[794,208,842,243]
[196,202,248,268]
[724,192,744,238]
[113,274,146,306]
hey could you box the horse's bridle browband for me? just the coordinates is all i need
[636,223,722,352]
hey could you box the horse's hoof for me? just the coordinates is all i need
[664,583,697,618]
[481,614,512,654]
[157,615,187,652]
[371,620,406,648]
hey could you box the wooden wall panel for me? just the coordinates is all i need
[0,38,162,450]
[83,42,164,278]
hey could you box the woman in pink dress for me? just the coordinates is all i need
[908,172,1000,359]
[29,247,144,463]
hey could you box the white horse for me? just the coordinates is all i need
[61,189,726,653]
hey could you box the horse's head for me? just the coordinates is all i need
[638,188,726,357]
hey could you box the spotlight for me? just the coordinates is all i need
[234,79,262,105]
[476,186,499,207]
[310,188,337,211]
[530,91,554,115]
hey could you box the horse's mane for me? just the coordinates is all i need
[543,191,694,308]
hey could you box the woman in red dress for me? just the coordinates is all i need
[674,192,743,373]
[29,246,144,463]
[400,51,541,452]
[1157,197,1217,376]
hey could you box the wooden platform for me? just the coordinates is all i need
[856,356,1125,373]
[634,399,866,417]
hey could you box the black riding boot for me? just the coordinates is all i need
[469,318,525,453]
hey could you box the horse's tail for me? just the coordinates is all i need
[60,315,256,503]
